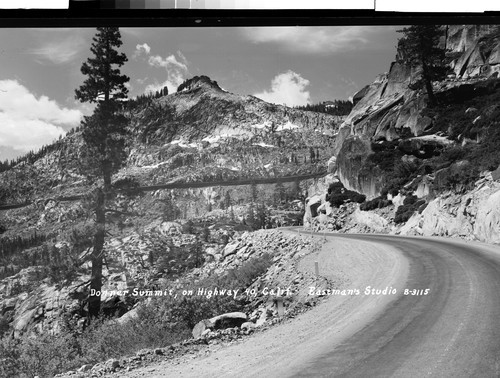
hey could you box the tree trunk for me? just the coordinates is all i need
[103,159,112,199]
[422,61,437,107]
[89,188,105,318]
[424,76,437,107]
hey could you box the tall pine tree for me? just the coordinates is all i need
[397,25,448,107]
[75,27,129,318]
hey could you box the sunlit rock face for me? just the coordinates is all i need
[333,25,500,198]
[398,179,500,245]
[335,136,381,199]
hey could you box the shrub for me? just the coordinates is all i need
[360,196,392,211]
[432,161,479,193]
[395,195,426,224]
[380,158,421,197]
[0,327,86,378]
[226,252,273,288]
[0,251,275,377]
[0,337,21,378]
[326,182,366,208]
[80,308,189,362]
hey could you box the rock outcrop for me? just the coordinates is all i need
[303,174,336,227]
[398,175,500,244]
[334,25,500,198]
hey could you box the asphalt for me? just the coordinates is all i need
[106,233,500,378]
[292,234,500,378]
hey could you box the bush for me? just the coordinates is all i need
[226,253,273,288]
[360,196,392,211]
[0,337,21,378]
[380,159,420,197]
[432,161,479,193]
[0,326,86,378]
[326,182,366,208]
[80,308,189,361]
[395,195,426,224]
[0,303,192,377]
[0,251,275,377]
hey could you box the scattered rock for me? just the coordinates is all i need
[77,364,92,372]
[241,321,256,330]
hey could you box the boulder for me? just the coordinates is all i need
[353,208,389,232]
[192,319,213,339]
[241,321,256,330]
[209,312,247,329]
[104,358,119,371]
[115,307,139,325]
[415,176,433,198]
[255,309,268,327]
[77,364,92,373]
[223,242,240,257]
[192,312,248,338]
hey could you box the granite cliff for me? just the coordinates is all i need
[306,24,500,245]
[333,25,500,197]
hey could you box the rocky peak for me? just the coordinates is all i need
[176,75,224,93]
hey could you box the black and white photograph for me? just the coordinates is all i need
[0,17,499,377]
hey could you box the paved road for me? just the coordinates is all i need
[293,233,500,378]
[107,233,500,378]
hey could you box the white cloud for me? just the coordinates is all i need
[241,26,379,54]
[146,51,190,94]
[254,71,311,107]
[29,35,86,64]
[148,52,188,71]
[133,43,151,58]
[0,80,82,153]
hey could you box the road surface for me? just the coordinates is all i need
[111,233,500,378]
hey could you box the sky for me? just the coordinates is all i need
[0,26,401,161]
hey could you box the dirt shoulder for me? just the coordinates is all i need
[109,233,409,378]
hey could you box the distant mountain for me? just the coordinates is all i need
[0,75,343,205]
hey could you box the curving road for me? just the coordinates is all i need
[293,233,500,377]
[110,233,500,378]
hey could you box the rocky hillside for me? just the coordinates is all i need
[306,25,500,245]
[0,71,346,378]
[0,75,341,206]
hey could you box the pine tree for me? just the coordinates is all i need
[256,203,269,229]
[274,180,285,205]
[250,182,258,203]
[75,27,129,318]
[246,204,257,230]
[397,25,448,107]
